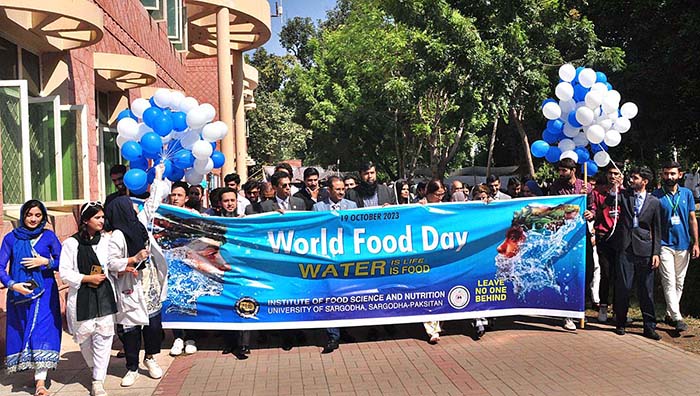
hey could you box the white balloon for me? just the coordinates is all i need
[560,150,578,163]
[620,102,638,119]
[601,98,618,114]
[555,82,574,101]
[199,103,216,123]
[573,132,589,147]
[575,107,595,126]
[604,130,622,147]
[131,98,150,118]
[170,91,185,111]
[590,82,608,92]
[542,102,561,120]
[586,124,605,144]
[606,90,621,104]
[594,151,610,167]
[559,99,576,116]
[213,121,229,139]
[584,90,604,109]
[180,129,201,150]
[563,123,580,138]
[180,97,199,114]
[192,139,213,160]
[606,111,619,121]
[614,117,631,133]
[185,168,203,185]
[558,64,576,82]
[116,135,128,148]
[153,88,171,108]
[201,123,220,142]
[117,118,139,139]
[598,119,613,131]
[194,158,214,174]
[136,123,153,140]
[186,108,209,129]
[558,139,576,152]
[578,68,597,88]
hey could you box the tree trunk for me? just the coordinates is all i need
[486,114,499,178]
[510,108,536,179]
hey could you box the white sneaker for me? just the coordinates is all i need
[92,380,107,396]
[598,305,608,323]
[184,339,197,355]
[563,318,576,331]
[170,338,184,356]
[144,357,163,379]
[121,370,139,387]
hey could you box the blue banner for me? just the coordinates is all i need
[154,195,587,330]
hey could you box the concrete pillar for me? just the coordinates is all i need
[216,7,235,177]
[232,50,247,182]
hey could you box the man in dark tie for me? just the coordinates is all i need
[608,167,662,340]
[261,172,306,213]
[312,176,357,353]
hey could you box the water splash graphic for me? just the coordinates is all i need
[164,247,224,316]
[495,217,582,300]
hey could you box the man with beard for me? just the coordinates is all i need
[242,180,264,215]
[294,167,329,210]
[651,161,699,333]
[608,167,662,340]
[345,162,396,207]
[105,164,128,208]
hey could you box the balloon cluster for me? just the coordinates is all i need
[531,64,637,175]
[115,89,228,193]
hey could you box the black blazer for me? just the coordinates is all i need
[608,190,662,257]
[244,201,263,215]
[345,184,396,208]
[293,188,329,211]
[260,196,307,212]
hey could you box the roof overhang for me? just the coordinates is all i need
[93,52,158,91]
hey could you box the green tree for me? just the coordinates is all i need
[279,16,319,68]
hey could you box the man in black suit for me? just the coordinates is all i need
[261,172,306,212]
[345,162,396,207]
[293,167,329,210]
[608,166,662,340]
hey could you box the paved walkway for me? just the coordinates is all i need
[2,317,700,395]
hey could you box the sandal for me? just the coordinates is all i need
[35,385,50,396]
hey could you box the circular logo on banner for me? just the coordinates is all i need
[235,297,259,318]
[448,286,470,309]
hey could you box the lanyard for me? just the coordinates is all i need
[663,188,681,216]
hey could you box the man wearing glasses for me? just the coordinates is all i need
[261,172,306,213]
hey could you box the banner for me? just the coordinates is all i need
[154,195,587,330]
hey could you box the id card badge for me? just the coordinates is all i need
[633,216,639,228]
[671,215,681,226]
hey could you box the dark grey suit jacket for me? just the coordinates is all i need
[345,184,395,208]
[608,190,662,257]
[260,196,307,212]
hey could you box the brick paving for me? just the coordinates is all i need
[2,316,700,395]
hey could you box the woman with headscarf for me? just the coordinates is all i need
[60,202,117,396]
[522,180,544,197]
[106,195,166,387]
[0,200,61,396]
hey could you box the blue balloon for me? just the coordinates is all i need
[121,141,142,161]
[595,72,607,83]
[547,119,564,133]
[541,98,556,109]
[211,151,225,168]
[567,111,582,128]
[162,159,174,179]
[162,109,171,117]
[143,149,161,160]
[124,169,147,191]
[130,157,149,170]
[573,83,589,102]
[142,107,161,128]
[149,97,161,109]
[210,142,217,151]
[172,150,195,169]
[574,66,584,83]
[574,148,590,164]
[131,184,148,195]
[152,114,173,137]
[117,109,137,122]
[530,140,550,158]
[545,146,562,163]
[168,166,185,182]
[140,132,163,154]
[542,129,559,144]
[146,167,156,184]
[171,112,188,132]
[585,160,599,175]
[605,82,613,91]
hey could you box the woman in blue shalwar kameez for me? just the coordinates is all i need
[0,200,62,396]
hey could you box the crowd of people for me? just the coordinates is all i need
[1,159,697,396]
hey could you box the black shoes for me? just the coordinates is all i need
[322,339,339,354]
[614,327,625,336]
[643,329,661,341]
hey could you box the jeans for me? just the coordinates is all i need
[118,313,163,372]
